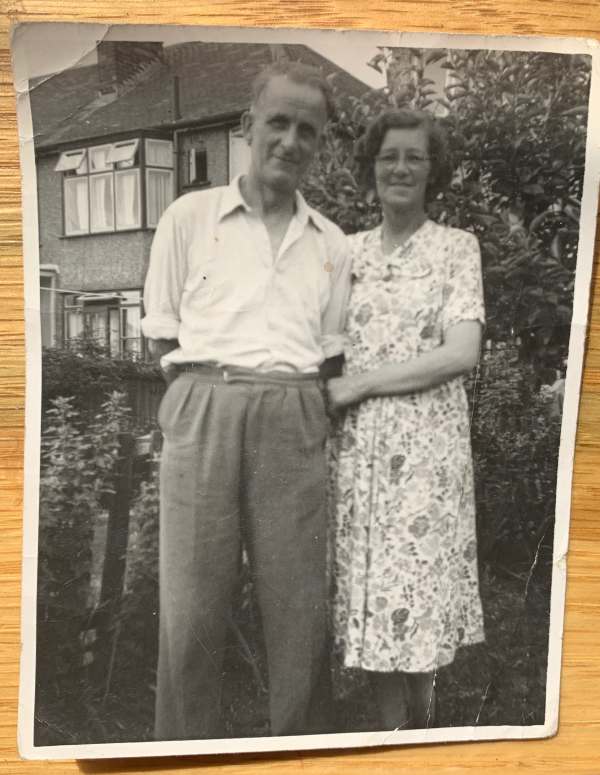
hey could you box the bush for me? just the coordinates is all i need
[468,347,561,572]
[35,392,132,744]
[114,477,160,699]
[42,343,161,421]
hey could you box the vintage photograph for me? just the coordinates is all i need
[12,23,599,758]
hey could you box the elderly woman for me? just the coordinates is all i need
[328,109,485,730]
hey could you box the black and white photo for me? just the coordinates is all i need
[11,22,600,759]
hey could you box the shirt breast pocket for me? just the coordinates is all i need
[182,254,224,307]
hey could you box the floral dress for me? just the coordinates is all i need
[332,220,486,673]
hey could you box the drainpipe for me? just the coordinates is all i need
[172,77,181,195]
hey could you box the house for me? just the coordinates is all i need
[32,40,367,358]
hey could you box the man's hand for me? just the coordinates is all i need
[148,338,179,363]
[147,338,179,384]
[326,374,370,412]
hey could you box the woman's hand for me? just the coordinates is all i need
[327,375,370,412]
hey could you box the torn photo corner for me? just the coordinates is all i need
[11,20,600,761]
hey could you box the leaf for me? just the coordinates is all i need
[521,184,545,196]
[423,50,446,66]
[560,105,589,117]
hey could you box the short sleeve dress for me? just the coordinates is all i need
[332,219,486,673]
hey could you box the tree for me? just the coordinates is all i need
[303,47,591,368]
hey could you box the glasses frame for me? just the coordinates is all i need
[374,152,433,171]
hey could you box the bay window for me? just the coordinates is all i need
[56,138,173,236]
[64,290,144,358]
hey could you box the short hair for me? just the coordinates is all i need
[251,60,335,120]
[355,109,453,201]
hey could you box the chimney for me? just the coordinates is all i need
[97,41,164,94]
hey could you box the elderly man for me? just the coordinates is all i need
[141,61,351,740]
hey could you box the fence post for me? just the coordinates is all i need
[94,431,136,682]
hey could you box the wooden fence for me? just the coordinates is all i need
[85,429,161,688]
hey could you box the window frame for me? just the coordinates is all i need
[63,174,90,237]
[89,171,116,234]
[39,265,59,348]
[59,136,174,237]
[145,138,174,169]
[114,168,142,231]
[63,289,145,358]
[145,168,174,228]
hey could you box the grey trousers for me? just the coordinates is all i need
[154,367,331,740]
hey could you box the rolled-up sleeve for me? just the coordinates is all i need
[141,206,188,341]
[320,229,353,358]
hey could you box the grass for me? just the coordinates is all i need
[33,557,551,745]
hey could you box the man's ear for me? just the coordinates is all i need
[241,109,253,145]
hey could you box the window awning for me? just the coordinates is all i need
[106,139,139,165]
[76,292,125,305]
[55,149,86,172]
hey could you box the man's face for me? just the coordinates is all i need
[243,75,328,195]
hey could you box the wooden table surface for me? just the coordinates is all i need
[1,2,599,773]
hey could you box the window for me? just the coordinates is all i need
[145,139,174,227]
[89,173,115,232]
[40,265,59,348]
[64,290,144,358]
[145,139,173,168]
[56,138,172,235]
[115,170,141,230]
[120,291,143,357]
[55,149,87,173]
[186,145,208,186]
[146,169,173,227]
[107,139,139,167]
[64,176,89,235]
[229,129,251,182]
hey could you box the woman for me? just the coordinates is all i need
[329,109,485,730]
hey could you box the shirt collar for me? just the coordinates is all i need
[218,175,324,232]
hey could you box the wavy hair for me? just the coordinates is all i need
[355,109,453,202]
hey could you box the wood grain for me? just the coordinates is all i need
[1,2,599,772]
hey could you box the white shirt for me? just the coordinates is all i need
[141,177,352,373]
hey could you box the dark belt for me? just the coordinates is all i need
[178,362,322,387]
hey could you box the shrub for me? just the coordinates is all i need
[42,344,161,422]
[468,347,561,572]
[35,392,131,744]
[113,476,160,698]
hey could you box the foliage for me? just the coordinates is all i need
[35,392,131,744]
[305,48,591,368]
[42,343,160,418]
[468,347,561,570]
[113,476,160,698]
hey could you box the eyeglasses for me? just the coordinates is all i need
[375,152,431,170]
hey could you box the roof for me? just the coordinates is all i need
[31,42,368,151]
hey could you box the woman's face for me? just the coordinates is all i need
[373,126,432,213]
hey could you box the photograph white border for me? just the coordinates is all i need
[11,21,600,760]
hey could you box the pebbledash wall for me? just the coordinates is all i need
[37,154,154,291]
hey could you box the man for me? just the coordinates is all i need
[141,61,352,740]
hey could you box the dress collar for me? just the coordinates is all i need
[374,220,433,278]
